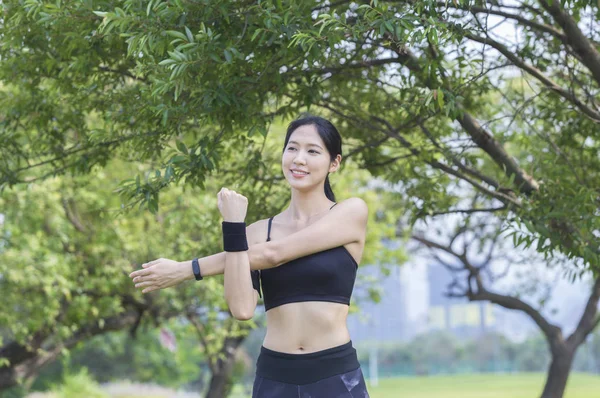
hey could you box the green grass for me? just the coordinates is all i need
[230,372,600,398]
[366,373,600,398]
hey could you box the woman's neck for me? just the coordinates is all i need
[285,190,334,223]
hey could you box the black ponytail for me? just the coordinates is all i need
[324,174,336,202]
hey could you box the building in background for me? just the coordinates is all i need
[427,262,498,338]
[347,257,587,345]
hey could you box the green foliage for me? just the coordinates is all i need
[0,117,400,391]
[1,1,600,392]
[49,367,108,398]
[1,0,599,274]
[33,323,206,391]
[355,331,557,377]
[0,157,242,378]
[1,385,28,398]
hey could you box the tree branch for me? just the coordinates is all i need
[293,57,401,77]
[410,230,563,346]
[0,308,150,390]
[61,198,89,234]
[567,277,600,348]
[186,314,216,374]
[97,66,148,83]
[423,206,508,217]
[316,101,522,206]
[384,40,541,195]
[471,289,563,344]
[538,0,600,86]
[466,4,568,42]
[418,122,502,189]
[12,130,163,174]
[465,33,600,122]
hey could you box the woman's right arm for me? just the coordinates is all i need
[130,220,274,293]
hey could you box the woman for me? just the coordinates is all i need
[130,115,370,397]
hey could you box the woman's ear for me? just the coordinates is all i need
[329,154,342,173]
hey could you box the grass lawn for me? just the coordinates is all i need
[230,372,600,398]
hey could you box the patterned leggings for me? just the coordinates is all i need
[252,366,369,397]
[252,340,370,398]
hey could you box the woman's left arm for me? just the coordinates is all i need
[268,197,368,267]
[130,197,368,292]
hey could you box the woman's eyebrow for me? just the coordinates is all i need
[288,140,323,150]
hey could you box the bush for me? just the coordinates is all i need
[49,368,108,398]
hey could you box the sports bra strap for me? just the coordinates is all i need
[266,203,337,242]
[267,217,274,242]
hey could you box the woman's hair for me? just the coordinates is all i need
[283,115,342,202]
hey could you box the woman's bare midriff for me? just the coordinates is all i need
[262,301,351,354]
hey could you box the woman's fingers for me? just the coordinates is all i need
[129,268,152,278]
[132,275,152,283]
[129,258,171,293]
[142,258,162,268]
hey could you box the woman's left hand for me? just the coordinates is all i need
[130,258,188,293]
[217,188,248,222]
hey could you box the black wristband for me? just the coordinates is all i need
[192,258,203,281]
[222,221,248,252]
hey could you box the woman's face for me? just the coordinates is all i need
[282,124,339,189]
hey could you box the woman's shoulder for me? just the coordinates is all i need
[335,197,369,218]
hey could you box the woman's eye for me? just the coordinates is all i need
[287,147,318,154]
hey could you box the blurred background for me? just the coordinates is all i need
[2,0,600,397]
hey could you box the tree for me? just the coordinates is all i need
[0,159,216,392]
[1,0,598,275]
[2,1,599,395]
[409,211,599,398]
[0,124,398,394]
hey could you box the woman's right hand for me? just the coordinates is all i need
[129,258,190,293]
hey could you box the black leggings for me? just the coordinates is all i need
[252,340,370,397]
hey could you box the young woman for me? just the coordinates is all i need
[130,116,370,397]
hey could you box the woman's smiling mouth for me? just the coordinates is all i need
[290,169,309,178]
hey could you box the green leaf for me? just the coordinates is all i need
[184,26,194,43]
[146,0,153,16]
[158,58,177,66]
[176,141,188,154]
[437,89,444,108]
[430,28,438,45]
[251,29,263,42]
[165,165,174,181]
[165,30,188,42]
[384,20,393,34]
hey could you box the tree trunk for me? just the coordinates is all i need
[540,347,575,398]
[0,307,149,392]
[0,332,50,391]
[204,336,244,398]
[205,370,233,398]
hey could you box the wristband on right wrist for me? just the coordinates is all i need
[222,221,249,252]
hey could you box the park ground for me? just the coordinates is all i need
[234,372,600,398]
[25,372,600,398]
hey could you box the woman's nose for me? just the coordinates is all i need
[293,153,307,164]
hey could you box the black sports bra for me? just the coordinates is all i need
[250,203,359,311]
